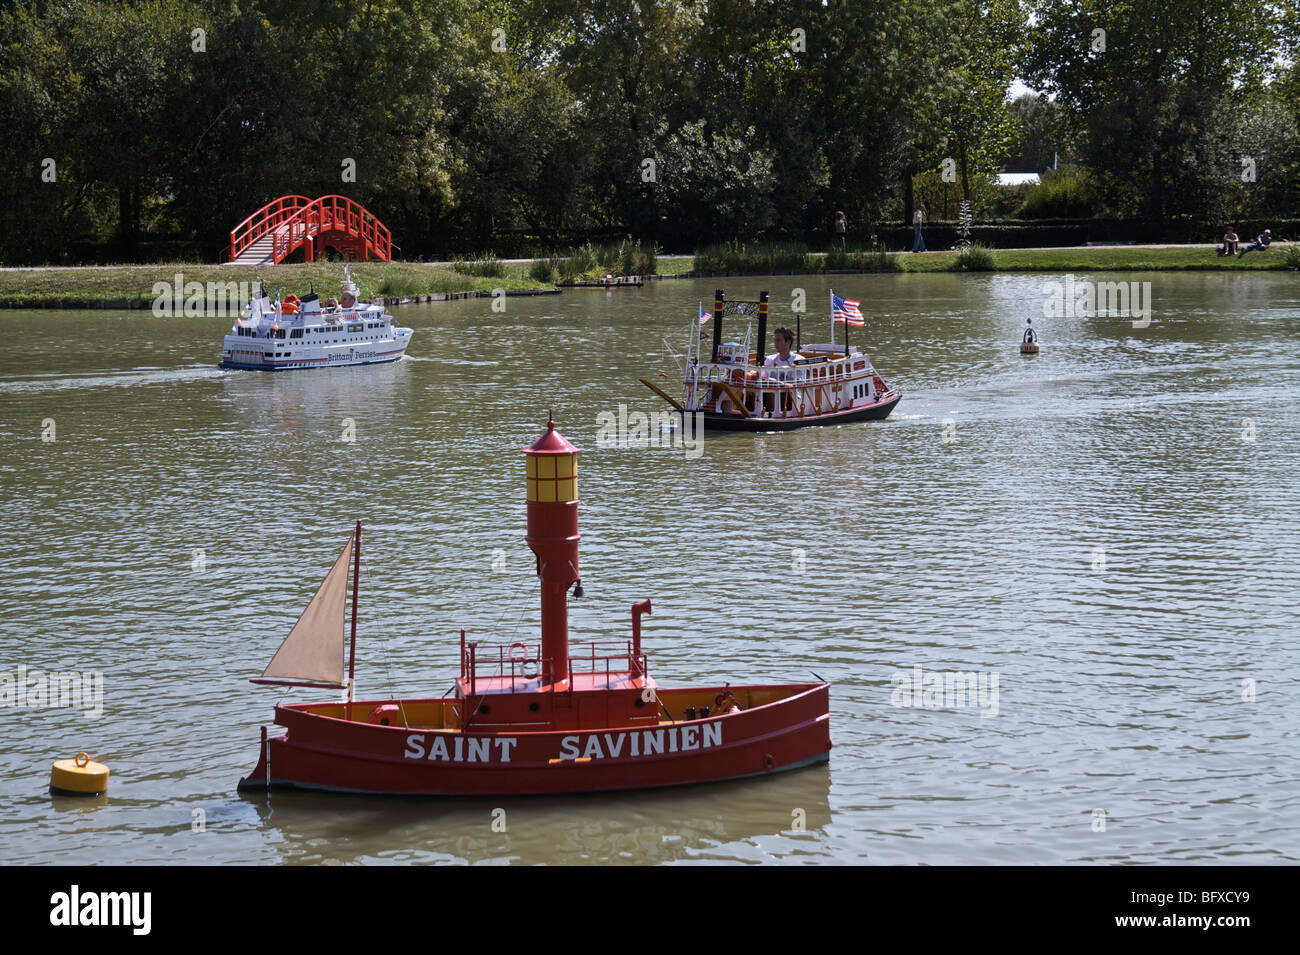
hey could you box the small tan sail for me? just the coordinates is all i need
[256,533,354,687]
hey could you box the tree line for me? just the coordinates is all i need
[1,0,1296,264]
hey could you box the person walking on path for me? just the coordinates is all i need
[834,211,848,251]
[912,204,927,252]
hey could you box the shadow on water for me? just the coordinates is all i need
[238,762,832,864]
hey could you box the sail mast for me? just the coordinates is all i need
[347,519,361,721]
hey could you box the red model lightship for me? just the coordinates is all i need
[238,416,830,796]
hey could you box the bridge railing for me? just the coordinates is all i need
[271,195,392,264]
[231,195,393,263]
[229,195,312,261]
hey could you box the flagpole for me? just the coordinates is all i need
[844,294,850,357]
[829,289,835,350]
[694,301,701,363]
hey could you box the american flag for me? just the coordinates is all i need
[699,304,711,325]
[832,292,865,326]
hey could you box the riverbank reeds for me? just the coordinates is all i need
[693,241,812,273]
[824,246,904,272]
[548,238,656,282]
[452,253,505,277]
[951,244,997,271]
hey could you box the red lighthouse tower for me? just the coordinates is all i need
[449,415,658,731]
[523,413,581,687]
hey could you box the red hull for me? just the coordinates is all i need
[239,683,829,796]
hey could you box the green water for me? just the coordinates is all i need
[1,271,1297,863]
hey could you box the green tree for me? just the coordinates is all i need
[926,0,1028,202]
[1025,0,1290,228]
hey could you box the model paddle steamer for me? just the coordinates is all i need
[238,415,830,796]
[220,267,412,371]
[642,289,900,431]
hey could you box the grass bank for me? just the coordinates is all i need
[693,242,1295,275]
[4,243,1292,308]
[0,261,552,309]
[902,244,1295,272]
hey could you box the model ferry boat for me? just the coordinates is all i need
[220,268,412,371]
[642,288,900,431]
[238,415,830,796]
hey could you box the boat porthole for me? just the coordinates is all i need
[634,697,645,708]
[479,704,490,715]
[380,717,390,726]
[529,702,539,713]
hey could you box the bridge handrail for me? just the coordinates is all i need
[230,194,393,263]
[229,195,313,261]
[270,194,392,264]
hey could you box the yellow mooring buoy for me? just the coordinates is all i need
[50,752,109,796]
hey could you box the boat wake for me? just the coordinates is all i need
[0,365,224,394]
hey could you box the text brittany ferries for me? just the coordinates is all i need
[220,268,412,371]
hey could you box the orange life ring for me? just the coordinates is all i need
[508,642,528,663]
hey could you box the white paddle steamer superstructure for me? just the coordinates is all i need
[220,269,412,371]
[642,288,901,431]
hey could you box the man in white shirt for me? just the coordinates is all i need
[764,327,797,366]
[763,327,798,416]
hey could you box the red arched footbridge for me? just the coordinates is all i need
[229,195,392,264]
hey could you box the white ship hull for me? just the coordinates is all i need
[219,274,413,371]
[221,332,411,370]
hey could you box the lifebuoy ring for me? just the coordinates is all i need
[508,642,528,663]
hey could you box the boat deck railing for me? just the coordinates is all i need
[460,639,650,692]
[690,355,873,390]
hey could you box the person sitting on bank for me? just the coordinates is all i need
[1238,228,1272,257]
[1220,227,1239,256]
